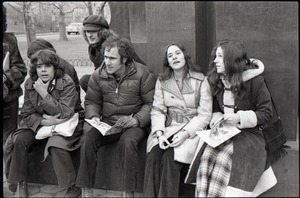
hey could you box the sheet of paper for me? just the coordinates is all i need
[85,119,112,136]
[196,121,241,148]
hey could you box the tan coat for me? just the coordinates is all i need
[146,71,212,164]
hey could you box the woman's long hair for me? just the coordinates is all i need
[207,40,256,99]
[159,42,200,81]
[29,49,65,82]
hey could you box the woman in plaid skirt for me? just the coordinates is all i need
[185,40,277,197]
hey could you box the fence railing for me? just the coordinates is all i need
[24,59,94,67]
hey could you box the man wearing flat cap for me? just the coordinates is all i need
[80,15,145,93]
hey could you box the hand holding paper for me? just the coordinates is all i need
[196,116,241,148]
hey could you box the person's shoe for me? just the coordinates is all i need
[121,191,134,198]
[18,181,28,198]
[82,187,93,197]
[65,185,82,198]
[8,182,18,192]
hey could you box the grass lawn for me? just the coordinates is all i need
[15,33,94,107]
[15,33,90,61]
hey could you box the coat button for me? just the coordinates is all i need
[171,96,175,99]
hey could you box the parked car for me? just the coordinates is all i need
[66,23,83,35]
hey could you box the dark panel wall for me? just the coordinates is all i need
[110,2,197,75]
[214,2,298,140]
[109,1,298,141]
[144,2,196,74]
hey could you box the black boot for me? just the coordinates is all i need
[18,181,28,198]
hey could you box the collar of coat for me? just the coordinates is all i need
[98,60,137,79]
[25,77,63,91]
[160,70,205,99]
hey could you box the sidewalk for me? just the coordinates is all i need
[3,163,142,198]
[3,178,142,198]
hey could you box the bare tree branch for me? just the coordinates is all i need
[4,2,22,13]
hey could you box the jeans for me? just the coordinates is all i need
[76,126,147,191]
[8,129,77,190]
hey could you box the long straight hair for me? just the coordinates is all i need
[207,40,256,98]
[159,42,200,81]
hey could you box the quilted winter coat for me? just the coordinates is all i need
[84,60,156,127]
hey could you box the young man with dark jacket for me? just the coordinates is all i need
[80,15,145,92]
[76,35,156,198]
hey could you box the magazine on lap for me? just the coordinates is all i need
[196,117,241,148]
[85,119,112,136]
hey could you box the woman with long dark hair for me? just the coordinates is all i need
[143,42,213,197]
[186,40,276,197]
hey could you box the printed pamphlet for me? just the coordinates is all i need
[196,117,241,148]
[85,119,112,136]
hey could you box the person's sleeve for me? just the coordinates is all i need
[38,77,77,119]
[4,35,27,90]
[19,80,43,132]
[150,79,168,133]
[133,70,156,127]
[237,76,273,129]
[84,71,103,119]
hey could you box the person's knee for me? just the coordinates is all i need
[119,137,137,152]
[49,146,63,156]
[13,133,29,148]
[80,133,94,146]
[161,148,174,165]
[146,147,162,164]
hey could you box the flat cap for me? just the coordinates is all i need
[82,15,109,31]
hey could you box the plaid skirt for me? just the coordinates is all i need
[196,139,233,197]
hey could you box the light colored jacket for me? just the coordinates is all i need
[146,70,212,164]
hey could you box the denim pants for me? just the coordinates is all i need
[143,145,185,197]
[76,126,147,191]
[8,129,77,190]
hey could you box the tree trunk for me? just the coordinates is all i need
[58,5,68,41]
[23,2,36,48]
[88,2,93,15]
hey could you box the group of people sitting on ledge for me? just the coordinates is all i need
[4,9,284,198]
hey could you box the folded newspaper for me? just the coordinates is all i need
[196,117,241,148]
[85,119,112,136]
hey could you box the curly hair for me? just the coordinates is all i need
[102,35,135,65]
[29,49,64,81]
[207,40,256,98]
[82,28,118,45]
[159,42,200,81]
